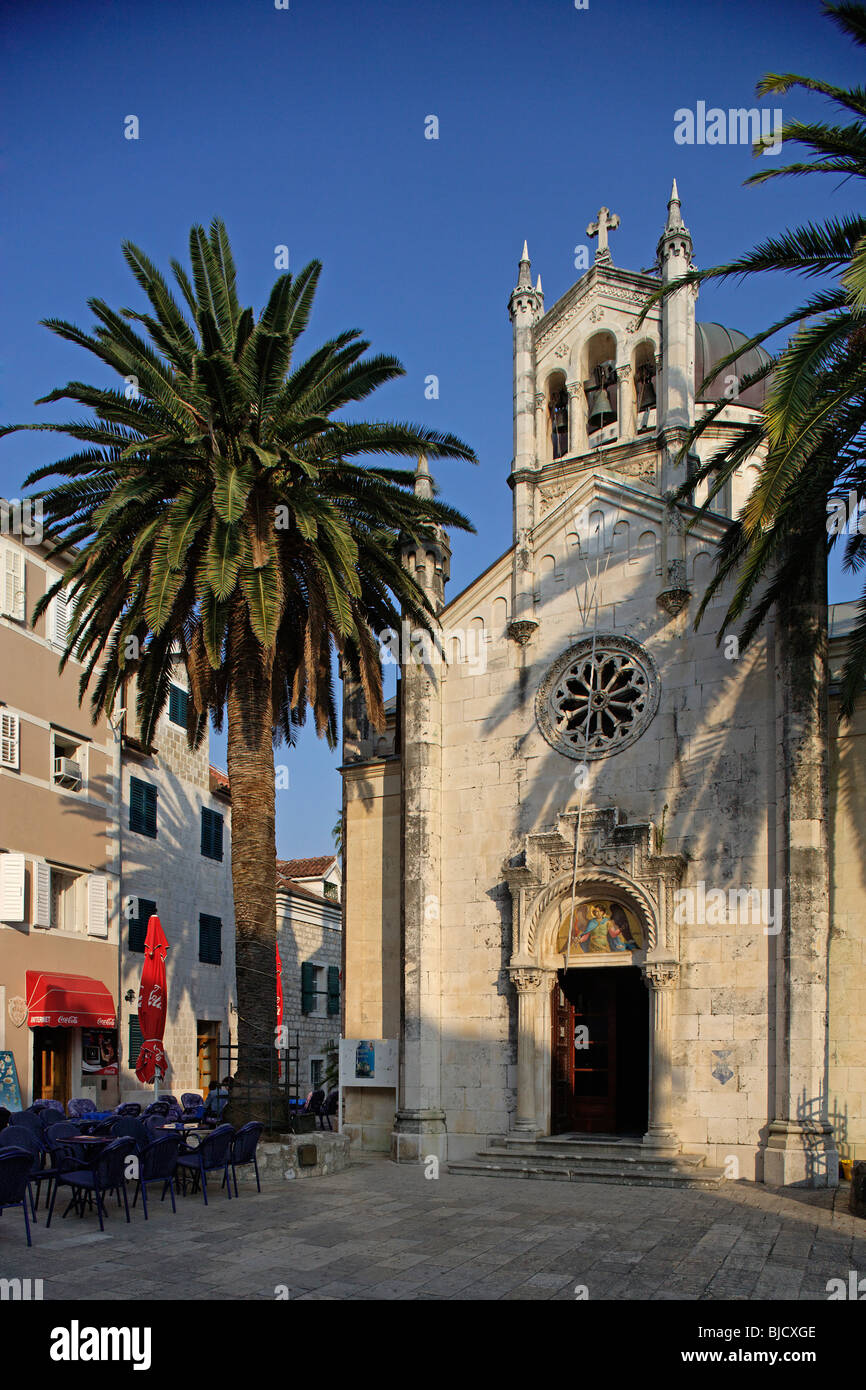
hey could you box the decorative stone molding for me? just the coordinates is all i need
[507,618,539,646]
[554,341,570,358]
[657,558,691,616]
[643,960,679,990]
[510,967,544,992]
[504,806,687,965]
[536,283,658,352]
[535,634,661,760]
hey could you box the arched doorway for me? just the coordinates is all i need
[551,966,649,1135]
[549,891,649,1136]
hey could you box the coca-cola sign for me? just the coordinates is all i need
[57,1015,79,1026]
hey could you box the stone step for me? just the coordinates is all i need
[494,1135,668,1162]
[448,1149,725,1190]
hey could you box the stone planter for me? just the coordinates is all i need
[257,1131,350,1181]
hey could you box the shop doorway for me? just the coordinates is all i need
[32,1027,70,1103]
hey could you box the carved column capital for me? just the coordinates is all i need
[643,960,679,990]
[511,967,544,993]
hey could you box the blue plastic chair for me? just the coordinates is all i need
[176,1124,233,1205]
[47,1138,136,1233]
[0,1149,34,1246]
[0,1126,44,1214]
[66,1098,97,1119]
[109,1117,150,1150]
[132,1135,180,1218]
[229,1123,263,1196]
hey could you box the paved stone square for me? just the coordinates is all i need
[2,1158,863,1301]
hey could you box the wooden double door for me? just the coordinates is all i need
[551,967,649,1135]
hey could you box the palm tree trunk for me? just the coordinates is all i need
[224,601,278,1123]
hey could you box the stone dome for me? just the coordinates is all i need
[695,322,771,410]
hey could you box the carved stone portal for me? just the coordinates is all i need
[505,806,685,1146]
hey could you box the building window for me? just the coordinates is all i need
[201,808,223,861]
[199,913,222,965]
[50,869,79,932]
[1,544,25,621]
[310,1057,324,1088]
[128,1014,144,1065]
[302,962,340,1016]
[128,897,156,954]
[49,589,69,648]
[197,1021,220,1095]
[323,880,339,902]
[129,777,157,838]
[52,732,85,792]
[168,684,188,728]
[0,710,19,769]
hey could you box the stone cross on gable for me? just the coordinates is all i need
[587,206,621,262]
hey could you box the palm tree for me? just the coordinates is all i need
[2,219,475,1117]
[640,0,866,715]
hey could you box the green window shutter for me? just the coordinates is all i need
[129,897,156,953]
[168,684,188,728]
[327,965,340,1015]
[129,1014,144,1063]
[301,961,315,1015]
[201,808,223,861]
[199,913,222,965]
[130,777,157,838]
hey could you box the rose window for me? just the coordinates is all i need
[536,636,660,760]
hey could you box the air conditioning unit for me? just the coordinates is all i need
[54,756,82,788]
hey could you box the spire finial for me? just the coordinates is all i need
[536,274,542,294]
[665,179,684,231]
[517,239,532,288]
[414,453,433,500]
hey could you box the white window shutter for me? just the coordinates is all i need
[34,860,51,927]
[0,852,26,922]
[0,711,19,769]
[2,546,25,621]
[87,873,108,937]
[50,589,68,646]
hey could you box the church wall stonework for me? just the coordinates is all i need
[342,190,852,1186]
[829,695,866,1164]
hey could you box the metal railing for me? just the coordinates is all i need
[215,1033,300,1132]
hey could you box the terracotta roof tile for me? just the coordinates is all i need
[277,854,336,880]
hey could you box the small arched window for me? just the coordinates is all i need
[547,371,569,460]
[584,332,618,436]
[633,341,657,427]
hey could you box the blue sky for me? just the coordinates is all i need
[1,0,859,855]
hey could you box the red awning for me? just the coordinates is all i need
[25,971,117,1029]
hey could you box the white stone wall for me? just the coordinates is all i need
[119,696,236,1097]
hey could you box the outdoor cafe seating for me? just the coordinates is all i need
[0,1149,34,1247]
[47,1136,137,1234]
[0,1093,267,1241]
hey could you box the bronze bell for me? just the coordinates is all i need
[587,386,616,431]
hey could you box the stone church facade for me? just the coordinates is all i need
[341,186,865,1187]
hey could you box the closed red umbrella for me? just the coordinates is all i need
[276,944,283,1036]
[135,915,169,1086]
[276,944,284,1080]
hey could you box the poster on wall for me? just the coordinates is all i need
[339,1038,398,1088]
[81,1029,118,1075]
[0,1050,22,1110]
